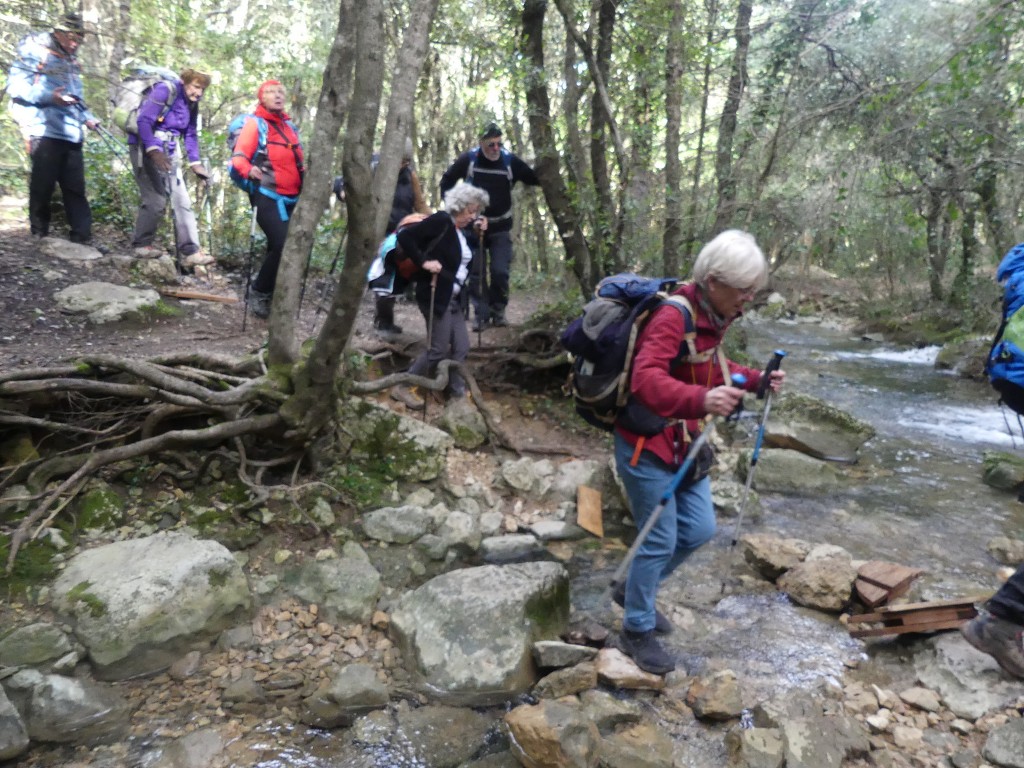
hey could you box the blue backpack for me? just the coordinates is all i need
[466,146,512,184]
[560,274,723,434]
[987,243,1024,416]
[226,113,301,194]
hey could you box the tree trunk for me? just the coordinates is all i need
[284,0,441,433]
[924,186,948,301]
[712,0,753,233]
[266,0,358,368]
[662,0,684,277]
[682,0,718,264]
[522,0,596,297]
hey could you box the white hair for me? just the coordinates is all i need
[692,229,768,290]
[444,180,489,215]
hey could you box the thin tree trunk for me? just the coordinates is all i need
[683,0,718,262]
[522,0,596,296]
[662,0,685,276]
[712,0,753,233]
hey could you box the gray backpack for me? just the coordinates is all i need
[111,65,179,135]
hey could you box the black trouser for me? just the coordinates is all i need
[466,229,513,321]
[375,294,397,326]
[28,137,92,242]
[252,194,296,295]
[989,563,1024,625]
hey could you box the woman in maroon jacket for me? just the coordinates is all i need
[615,229,785,675]
[231,79,304,319]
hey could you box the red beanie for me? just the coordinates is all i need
[257,80,282,102]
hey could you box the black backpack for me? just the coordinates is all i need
[560,274,726,435]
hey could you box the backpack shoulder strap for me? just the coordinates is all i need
[500,148,513,180]
[467,147,479,184]
[662,294,731,382]
[153,81,177,126]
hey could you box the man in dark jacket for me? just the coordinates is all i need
[439,122,539,331]
[7,13,100,246]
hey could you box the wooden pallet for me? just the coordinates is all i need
[855,560,924,609]
[847,598,978,638]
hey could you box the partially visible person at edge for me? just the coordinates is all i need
[390,181,490,411]
[334,139,430,335]
[230,79,304,319]
[438,122,539,332]
[7,13,101,248]
[961,564,1024,680]
[613,229,785,675]
[130,68,213,272]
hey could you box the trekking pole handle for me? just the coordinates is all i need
[728,374,747,421]
[756,350,787,400]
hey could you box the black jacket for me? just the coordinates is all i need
[396,211,463,316]
[438,149,539,234]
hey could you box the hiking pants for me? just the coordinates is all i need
[614,433,716,634]
[468,229,513,322]
[989,563,1024,625]
[252,194,296,296]
[28,137,92,242]
[130,144,200,257]
[408,296,469,397]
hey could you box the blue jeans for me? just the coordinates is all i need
[614,433,716,633]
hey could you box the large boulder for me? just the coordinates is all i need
[53,281,162,323]
[282,541,381,624]
[0,687,29,761]
[763,393,875,463]
[51,532,251,679]
[390,562,570,705]
[741,448,841,495]
[343,398,453,482]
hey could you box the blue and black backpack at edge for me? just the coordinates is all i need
[987,242,1024,418]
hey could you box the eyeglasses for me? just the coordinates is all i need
[483,141,502,149]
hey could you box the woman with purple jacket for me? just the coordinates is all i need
[129,68,213,271]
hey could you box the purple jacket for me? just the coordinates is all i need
[129,80,200,163]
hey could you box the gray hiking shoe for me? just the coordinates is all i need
[960,608,1024,679]
[612,583,673,635]
[620,629,675,675]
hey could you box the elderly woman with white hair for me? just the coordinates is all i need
[613,229,786,676]
[391,180,490,410]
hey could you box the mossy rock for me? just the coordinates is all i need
[982,450,1024,492]
[75,481,126,530]
[766,393,875,463]
[935,336,990,380]
[341,398,452,482]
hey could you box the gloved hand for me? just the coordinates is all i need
[191,164,211,184]
[149,150,172,173]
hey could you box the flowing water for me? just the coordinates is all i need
[244,317,1023,766]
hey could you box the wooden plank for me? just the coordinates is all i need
[855,579,890,609]
[855,561,924,608]
[158,287,239,304]
[576,485,603,538]
[849,618,972,639]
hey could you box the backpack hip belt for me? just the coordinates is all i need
[257,187,300,221]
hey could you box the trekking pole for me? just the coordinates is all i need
[241,190,259,332]
[200,154,215,258]
[314,225,347,324]
[603,373,748,608]
[476,232,486,346]
[423,273,438,422]
[720,350,787,594]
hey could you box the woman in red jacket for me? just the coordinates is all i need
[231,80,304,319]
[614,229,785,675]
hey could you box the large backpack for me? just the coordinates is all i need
[111,65,179,136]
[226,113,302,194]
[987,243,1024,416]
[366,213,431,296]
[560,274,727,435]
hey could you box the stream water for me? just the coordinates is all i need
[242,316,1023,767]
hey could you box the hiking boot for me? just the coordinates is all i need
[471,316,488,332]
[390,385,425,411]
[373,318,403,335]
[248,289,272,320]
[620,629,675,675]
[960,608,1024,678]
[133,245,164,259]
[613,584,673,635]
[490,309,508,327]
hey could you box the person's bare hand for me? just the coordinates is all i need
[248,166,263,182]
[149,150,171,173]
[422,259,442,274]
[703,385,745,417]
